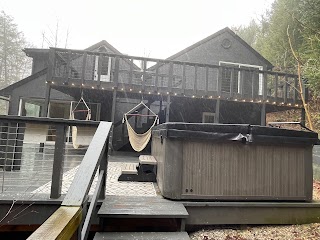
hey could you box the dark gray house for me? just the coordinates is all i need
[0,27,304,150]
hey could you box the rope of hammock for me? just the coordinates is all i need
[123,101,159,152]
[71,93,91,149]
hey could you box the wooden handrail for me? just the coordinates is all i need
[26,120,112,240]
[63,121,112,206]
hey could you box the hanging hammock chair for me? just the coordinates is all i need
[71,95,95,149]
[123,101,159,152]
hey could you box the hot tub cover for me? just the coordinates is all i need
[152,123,319,145]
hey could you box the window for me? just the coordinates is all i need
[93,55,112,82]
[202,112,216,123]
[219,61,263,95]
[0,97,9,115]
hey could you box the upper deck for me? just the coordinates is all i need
[47,48,304,107]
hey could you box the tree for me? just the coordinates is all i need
[0,11,31,89]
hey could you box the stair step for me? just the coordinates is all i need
[139,155,157,165]
[94,232,190,240]
[121,163,138,175]
[98,195,188,219]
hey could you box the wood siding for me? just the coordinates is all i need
[181,141,309,200]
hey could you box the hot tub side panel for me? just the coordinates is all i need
[180,141,312,201]
[152,136,183,199]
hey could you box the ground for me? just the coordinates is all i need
[189,180,320,240]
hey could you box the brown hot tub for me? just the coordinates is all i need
[151,123,318,201]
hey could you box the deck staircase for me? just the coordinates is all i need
[93,195,189,239]
[93,154,189,239]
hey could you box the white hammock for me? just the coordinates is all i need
[123,101,159,152]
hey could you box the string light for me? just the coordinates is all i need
[130,89,132,91]
[158,92,160,95]
[52,82,55,84]
[174,93,177,96]
[234,99,238,101]
[91,86,94,89]
[72,83,75,86]
[139,90,142,93]
[273,102,276,105]
[102,87,104,90]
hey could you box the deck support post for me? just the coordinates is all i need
[214,99,220,123]
[109,90,117,151]
[50,124,66,199]
[261,103,266,126]
[42,83,51,117]
[166,95,171,122]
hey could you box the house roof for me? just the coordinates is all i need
[164,27,273,69]
[0,68,47,96]
[84,40,123,54]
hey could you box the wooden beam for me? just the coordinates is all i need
[168,62,173,92]
[214,99,220,123]
[263,72,268,101]
[50,124,67,199]
[65,50,71,84]
[182,63,186,94]
[166,95,171,122]
[41,83,51,117]
[129,58,133,85]
[81,52,87,84]
[217,67,222,96]
[284,75,288,103]
[301,108,306,127]
[154,61,159,92]
[47,49,56,82]
[113,56,120,87]
[293,76,298,104]
[194,65,198,93]
[275,73,279,101]
[27,206,82,240]
[205,66,209,96]
[97,53,102,86]
[111,90,117,123]
[261,103,266,126]
[230,68,234,98]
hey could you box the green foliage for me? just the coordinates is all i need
[234,0,320,96]
[0,11,31,89]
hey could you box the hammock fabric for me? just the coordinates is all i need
[124,114,158,152]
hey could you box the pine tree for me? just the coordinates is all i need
[0,11,31,89]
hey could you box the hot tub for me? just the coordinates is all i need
[151,123,318,201]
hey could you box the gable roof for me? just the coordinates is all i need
[0,68,47,96]
[84,40,123,54]
[165,27,273,69]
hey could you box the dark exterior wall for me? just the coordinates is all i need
[32,54,49,74]
[169,97,261,125]
[169,98,216,123]
[219,101,261,125]
[170,31,268,69]
[9,74,74,115]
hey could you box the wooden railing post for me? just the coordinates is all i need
[230,68,235,98]
[217,67,222,96]
[47,48,56,81]
[275,73,279,101]
[81,52,87,84]
[205,66,209,96]
[263,72,268,101]
[194,65,198,93]
[65,50,71,84]
[113,56,120,87]
[284,75,288,103]
[97,53,102,86]
[182,63,186,94]
[50,124,67,199]
[168,62,173,92]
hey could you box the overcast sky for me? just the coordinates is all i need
[1,0,274,59]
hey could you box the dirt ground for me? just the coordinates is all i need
[189,180,320,240]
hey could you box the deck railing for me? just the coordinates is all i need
[0,115,100,197]
[22,118,112,240]
[47,47,304,106]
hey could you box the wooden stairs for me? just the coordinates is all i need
[93,154,190,239]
